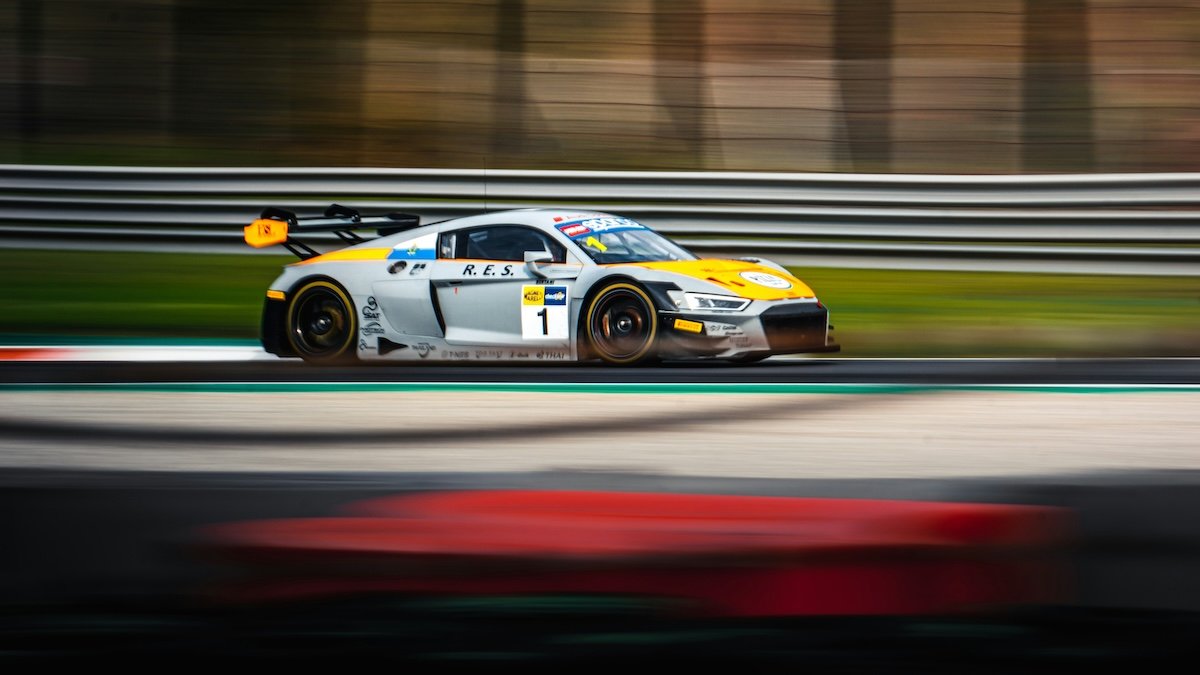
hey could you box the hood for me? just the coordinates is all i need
[625,259,815,301]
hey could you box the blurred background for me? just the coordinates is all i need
[5,3,1200,667]
[3,0,1199,173]
[3,1,1200,355]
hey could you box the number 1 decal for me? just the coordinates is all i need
[521,285,569,340]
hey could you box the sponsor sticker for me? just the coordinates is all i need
[521,285,569,339]
[674,318,704,334]
[558,223,591,237]
[361,296,380,319]
[706,322,745,337]
[543,287,567,305]
[523,286,544,306]
[556,217,645,238]
[739,271,792,289]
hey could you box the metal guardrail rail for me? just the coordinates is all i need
[3,165,1200,273]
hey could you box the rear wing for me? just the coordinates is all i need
[244,204,421,260]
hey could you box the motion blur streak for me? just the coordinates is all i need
[5,1,1199,173]
[203,490,1069,615]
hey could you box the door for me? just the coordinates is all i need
[430,225,580,349]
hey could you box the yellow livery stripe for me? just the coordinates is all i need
[624,260,815,301]
[291,248,392,265]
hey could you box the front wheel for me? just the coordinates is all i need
[584,282,659,365]
[285,280,357,364]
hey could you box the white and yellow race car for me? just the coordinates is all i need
[245,206,838,365]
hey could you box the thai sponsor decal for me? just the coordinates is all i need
[414,342,436,358]
[361,322,385,335]
[739,271,792,289]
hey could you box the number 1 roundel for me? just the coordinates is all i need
[521,285,569,340]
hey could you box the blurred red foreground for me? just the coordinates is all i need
[203,490,1070,617]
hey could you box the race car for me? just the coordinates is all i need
[244,206,838,365]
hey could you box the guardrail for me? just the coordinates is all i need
[3,165,1200,274]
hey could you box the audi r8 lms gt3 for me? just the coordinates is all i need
[244,206,839,365]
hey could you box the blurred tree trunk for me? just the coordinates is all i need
[834,0,892,172]
[654,0,707,168]
[173,0,365,164]
[1023,0,1093,172]
[17,0,41,161]
[491,0,527,161]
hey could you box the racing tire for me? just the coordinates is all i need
[285,279,357,365]
[584,282,659,365]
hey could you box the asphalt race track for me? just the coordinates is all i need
[3,357,1200,668]
[4,356,1200,385]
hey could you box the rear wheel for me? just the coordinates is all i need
[584,282,658,365]
[286,280,357,364]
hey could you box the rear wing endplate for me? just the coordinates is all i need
[244,204,420,259]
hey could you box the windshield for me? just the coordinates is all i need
[556,216,696,264]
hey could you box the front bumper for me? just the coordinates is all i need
[657,301,839,359]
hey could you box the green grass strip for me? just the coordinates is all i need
[2,248,1198,357]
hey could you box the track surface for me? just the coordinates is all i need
[4,357,1200,384]
[5,357,1200,666]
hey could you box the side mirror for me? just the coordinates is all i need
[524,250,553,278]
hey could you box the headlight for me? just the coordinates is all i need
[668,291,751,312]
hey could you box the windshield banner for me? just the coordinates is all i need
[555,217,646,239]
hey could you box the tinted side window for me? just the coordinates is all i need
[450,226,565,263]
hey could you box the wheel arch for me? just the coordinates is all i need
[575,274,637,360]
[263,273,351,357]
[577,275,662,365]
[285,273,351,297]
[282,275,359,364]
